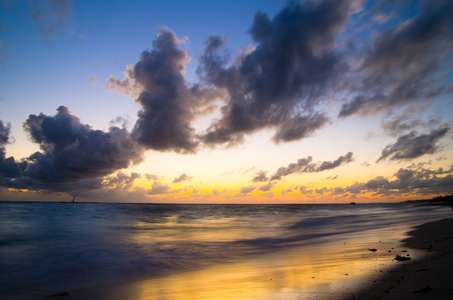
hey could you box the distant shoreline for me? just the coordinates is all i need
[1,194,452,205]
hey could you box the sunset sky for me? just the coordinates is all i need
[1,0,452,203]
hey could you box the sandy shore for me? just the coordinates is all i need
[355,217,453,299]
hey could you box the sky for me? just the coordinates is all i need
[0,0,452,203]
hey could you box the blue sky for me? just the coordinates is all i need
[1,0,452,203]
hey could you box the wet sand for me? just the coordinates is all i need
[356,217,453,299]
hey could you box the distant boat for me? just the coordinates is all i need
[349,202,357,205]
[71,195,76,203]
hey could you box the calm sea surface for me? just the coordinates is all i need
[0,202,450,299]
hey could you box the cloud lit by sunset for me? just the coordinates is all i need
[1,0,452,203]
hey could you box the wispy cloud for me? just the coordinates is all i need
[270,152,354,181]
[377,127,449,162]
[27,0,72,36]
[339,1,453,117]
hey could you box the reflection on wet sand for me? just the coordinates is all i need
[91,227,411,300]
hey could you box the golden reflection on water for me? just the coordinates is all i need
[100,225,411,300]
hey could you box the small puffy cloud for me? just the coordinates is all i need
[299,186,313,195]
[173,173,192,183]
[105,65,142,99]
[103,172,141,189]
[88,76,97,85]
[259,182,274,192]
[240,185,256,194]
[251,170,268,182]
[377,127,449,162]
[147,181,172,195]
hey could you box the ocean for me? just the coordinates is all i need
[0,202,451,299]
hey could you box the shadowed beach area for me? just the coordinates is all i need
[356,217,453,299]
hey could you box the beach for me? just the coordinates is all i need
[76,215,453,300]
[1,202,452,299]
[356,216,453,299]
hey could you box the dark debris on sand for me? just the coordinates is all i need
[46,291,69,298]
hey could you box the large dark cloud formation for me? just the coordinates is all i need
[197,0,353,146]
[106,0,452,152]
[111,27,220,153]
[0,107,144,191]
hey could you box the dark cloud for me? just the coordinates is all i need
[103,172,141,189]
[104,0,453,153]
[270,156,313,181]
[377,127,449,162]
[317,152,354,171]
[1,107,144,192]
[344,166,453,196]
[147,181,172,195]
[23,106,144,183]
[270,152,353,181]
[240,185,256,194]
[173,173,192,183]
[0,121,10,145]
[380,106,442,137]
[258,182,274,192]
[108,27,220,153]
[198,0,354,146]
[339,0,453,117]
[0,121,27,179]
[251,170,268,182]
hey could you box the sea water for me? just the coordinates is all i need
[0,202,450,299]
